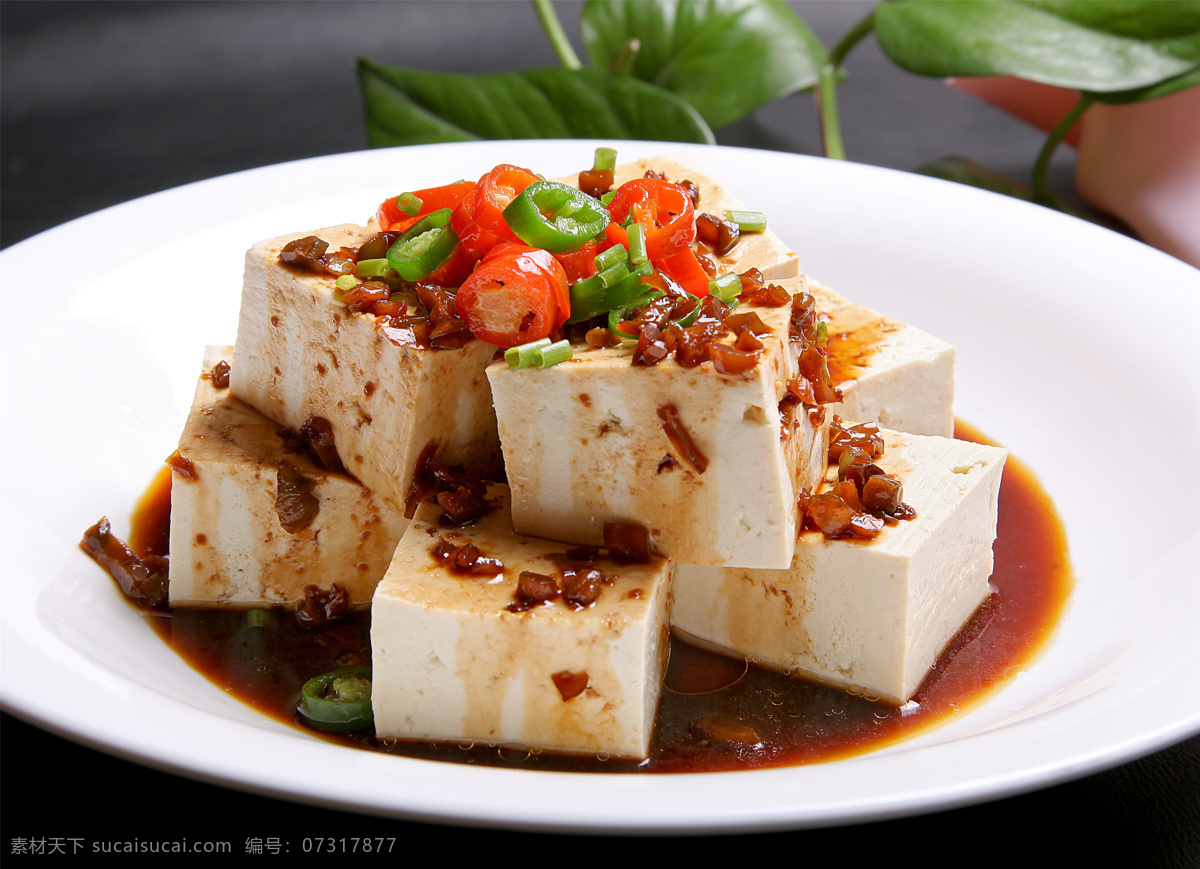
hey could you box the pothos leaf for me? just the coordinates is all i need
[579,0,826,130]
[1089,65,1200,104]
[357,60,714,148]
[874,0,1200,96]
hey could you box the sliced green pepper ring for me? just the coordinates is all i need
[386,208,459,281]
[503,181,610,253]
[297,665,373,733]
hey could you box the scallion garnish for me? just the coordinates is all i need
[627,224,648,267]
[726,210,767,232]
[396,192,423,217]
[593,146,617,173]
[816,320,829,348]
[593,244,627,275]
[709,272,742,303]
[355,258,396,279]
[505,338,552,370]
[535,339,573,368]
[335,274,360,292]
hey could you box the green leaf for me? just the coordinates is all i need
[1089,64,1200,103]
[874,0,1200,94]
[357,60,714,148]
[579,0,826,129]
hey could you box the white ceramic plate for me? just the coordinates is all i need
[3,141,1198,834]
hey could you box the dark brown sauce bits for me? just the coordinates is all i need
[407,441,494,526]
[295,582,352,628]
[166,450,198,481]
[209,359,231,389]
[431,536,505,577]
[696,212,740,257]
[551,670,589,701]
[79,517,169,610]
[657,405,708,474]
[509,572,561,612]
[275,460,318,534]
[799,419,916,540]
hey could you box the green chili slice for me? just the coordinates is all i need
[504,181,610,252]
[386,208,458,281]
[298,666,373,733]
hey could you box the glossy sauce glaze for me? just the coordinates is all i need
[127,420,1072,773]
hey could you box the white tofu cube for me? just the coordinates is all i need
[671,430,1007,704]
[813,281,956,437]
[371,485,672,760]
[487,280,828,570]
[168,347,408,607]
[230,224,502,515]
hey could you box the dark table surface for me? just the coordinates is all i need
[3,1,1197,859]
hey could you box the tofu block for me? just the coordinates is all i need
[561,153,801,281]
[812,281,956,437]
[230,224,502,515]
[371,485,672,760]
[671,430,1007,704]
[488,278,828,569]
[168,347,408,607]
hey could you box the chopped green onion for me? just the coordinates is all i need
[593,147,617,173]
[335,274,360,292]
[815,320,829,348]
[505,338,552,370]
[396,192,423,217]
[627,224,648,267]
[597,260,630,289]
[246,609,270,628]
[535,339,573,368]
[354,258,396,279]
[593,244,627,274]
[709,272,742,304]
[505,338,572,369]
[726,210,767,232]
[600,190,618,208]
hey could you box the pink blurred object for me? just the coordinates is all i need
[949,77,1200,269]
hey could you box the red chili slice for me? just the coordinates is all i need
[455,243,569,347]
[450,164,539,257]
[607,178,697,262]
[658,246,711,296]
[375,181,476,232]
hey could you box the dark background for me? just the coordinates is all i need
[3,1,1197,859]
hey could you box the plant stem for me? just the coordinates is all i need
[1032,94,1094,207]
[817,10,876,160]
[533,0,582,70]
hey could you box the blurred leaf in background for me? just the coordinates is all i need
[579,0,826,129]
[358,63,714,147]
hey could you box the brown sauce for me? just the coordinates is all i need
[128,420,1071,773]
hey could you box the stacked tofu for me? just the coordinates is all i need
[166,152,1005,760]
